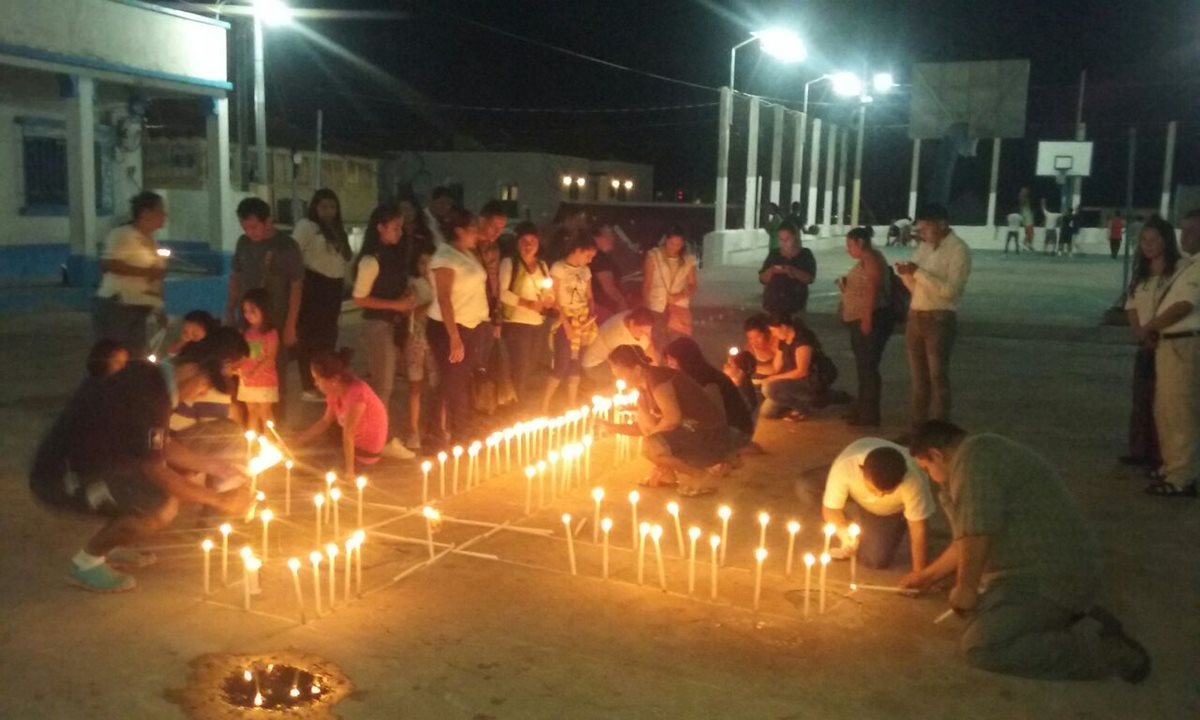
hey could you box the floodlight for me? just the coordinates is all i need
[252,0,293,26]
[872,72,895,93]
[752,28,806,63]
[830,72,863,97]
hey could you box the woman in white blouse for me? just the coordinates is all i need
[499,222,552,407]
[642,226,698,349]
[294,189,352,402]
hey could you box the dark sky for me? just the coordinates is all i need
[183,0,1200,219]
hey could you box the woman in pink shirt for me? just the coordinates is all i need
[293,349,388,477]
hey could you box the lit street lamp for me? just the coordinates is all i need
[251,0,293,186]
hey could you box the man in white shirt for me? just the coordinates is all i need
[821,437,937,571]
[896,203,972,435]
[1140,211,1200,496]
[93,191,168,357]
[583,307,659,371]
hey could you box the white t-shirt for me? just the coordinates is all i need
[499,256,550,326]
[903,231,971,312]
[428,243,489,329]
[1006,213,1023,229]
[1124,270,1175,326]
[1155,258,1200,333]
[644,248,696,312]
[551,260,592,314]
[294,218,349,280]
[822,437,937,521]
[583,311,651,368]
[351,256,380,300]
[95,225,164,308]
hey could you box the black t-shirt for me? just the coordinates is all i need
[590,250,621,311]
[778,330,814,374]
[760,248,817,315]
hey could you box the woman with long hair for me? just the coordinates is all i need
[295,188,353,402]
[664,337,758,451]
[837,226,894,426]
[761,314,822,421]
[642,226,698,346]
[93,191,167,356]
[499,221,552,407]
[293,349,390,478]
[543,235,598,413]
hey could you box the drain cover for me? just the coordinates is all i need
[173,652,351,719]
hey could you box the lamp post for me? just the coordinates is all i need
[250,0,293,187]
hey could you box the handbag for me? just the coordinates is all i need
[666,303,693,335]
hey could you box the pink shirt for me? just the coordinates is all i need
[240,328,279,388]
[329,378,388,463]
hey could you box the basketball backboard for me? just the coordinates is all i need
[1036,141,1093,177]
[909,60,1030,140]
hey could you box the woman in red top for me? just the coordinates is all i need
[293,349,388,478]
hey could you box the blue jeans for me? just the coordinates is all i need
[759,378,815,418]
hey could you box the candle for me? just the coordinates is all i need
[803,553,815,617]
[536,460,547,506]
[581,434,593,482]
[326,543,339,609]
[244,429,256,463]
[547,450,559,497]
[753,547,768,611]
[344,538,354,601]
[309,551,323,616]
[330,488,342,539]
[628,491,640,549]
[562,513,577,576]
[728,346,739,357]
[667,502,685,557]
[287,557,306,624]
[260,508,273,562]
[822,522,836,555]
[819,551,831,614]
[324,471,336,522]
[355,476,367,528]
[503,428,513,471]
[284,460,293,516]
[757,511,770,549]
[785,520,800,577]
[600,517,613,580]
[353,530,365,595]
[313,494,324,546]
[451,445,463,494]
[523,466,535,514]
[201,539,213,596]
[420,460,432,503]
[243,556,261,611]
[848,523,861,590]
[709,535,721,600]
[717,506,731,566]
[437,451,448,496]
[219,523,231,585]
[637,522,650,585]
[687,527,700,595]
[422,506,439,560]
[650,524,667,590]
[484,436,494,478]
[590,487,605,543]
[468,442,480,488]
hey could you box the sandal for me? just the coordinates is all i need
[638,470,678,488]
[677,484,717,498]
[1143,480,1197,498]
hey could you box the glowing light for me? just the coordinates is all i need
[830,71,863,97]
[252,0,293,26]
[872,72,895,93]
[752,27,806,63]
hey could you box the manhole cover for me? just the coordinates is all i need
[172,651,352,719]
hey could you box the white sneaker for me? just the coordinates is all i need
[383,438,416,460]
[301,390,325,403]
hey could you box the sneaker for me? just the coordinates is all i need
[383,438,416,460]
[301,390,325,403]
[107,548,158,570]
[68,562,136,593]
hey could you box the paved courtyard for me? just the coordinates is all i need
[0,247,1195,719]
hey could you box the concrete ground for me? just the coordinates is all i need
[0,247,1196,719]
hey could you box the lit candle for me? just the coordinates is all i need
[437,451,448,496]
[562,513,577,575]
[355,476,367,528]
[287,557,306,624]
[344,538,353,601]
[243,555,261,611]
[244,429,256,463]
[650,524,667,589]
[420,460,432,503]
[260,508,273,562]
[284,460,293,516]
[785,521,800,578]
[709,534,721,600]
[757,511,770,549]
[591,487,605,543]
[353,530,365,595]
[822,522,836,555]
[503,428,513,471]
[803,553,815,618]
[313,493,324,546]
[326,543,339,609]
[201,539,213,596]
[548,450,559,497]
[728,346,739,357]
[582,434,593,482]
[219,523,231,585]
[628,491,640,549]
[666,501,685,557]
[451,445,463,494]
[468,442,480,488]
[330,488,342,539]
[309,551,323,616]
[753,547,768,611]
[422,506,439,560]
[687,526,701,595]
[523,466,535,514]
[484,436,494,478]
[819,551,831,614]
[600,517,613,580]
[324,471,336,522]
[637,522,650,585]
[717,506,732,566]
[848,523,861,590]
[536,460,547,506]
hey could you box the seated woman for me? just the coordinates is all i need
[293,349,389,479]
[605,345,738,495]
[664,337,760,454]
[760,314,822,421]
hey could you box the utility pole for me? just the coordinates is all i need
[1122,127,1137,295]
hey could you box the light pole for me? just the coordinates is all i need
[251,0,293,188]
[850,73,893,225]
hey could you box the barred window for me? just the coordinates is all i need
[16,116,114,216]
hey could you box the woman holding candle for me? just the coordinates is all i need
[642,226,698,347]
[293,350,389,479]
[499,222,552,407]
[836,226,895,427]
[542,236,599,414]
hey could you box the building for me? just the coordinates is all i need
[0,0,231,312]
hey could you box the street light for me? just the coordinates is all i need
[249,0,293,187]
[872,72,894,94]
[729,27,806,90]
[252,0,293,26]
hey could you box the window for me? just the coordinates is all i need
[16,116,113,216]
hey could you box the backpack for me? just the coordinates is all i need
[886,266,911,323]
[808,348,839,394]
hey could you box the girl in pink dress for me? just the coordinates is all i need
[236,289,279,432]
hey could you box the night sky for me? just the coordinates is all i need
[174,0,1199,220]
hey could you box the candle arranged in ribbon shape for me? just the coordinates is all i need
[717,506,732,566]
[785,520,800,578]
[562,513,577,576]
[287,557,306,624]
[600,517,613,580]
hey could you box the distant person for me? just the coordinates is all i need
[901,421,1151,683]
[784,201,804,231]
[397,193,436,259]
[294,188,352,403]
[895,203,972,436]
[892,215,913,247]
[166,310,218,357]
[93,191,167,357]
[425,186,455,246]
[1020,193,1035,251]
[293,349,390,480]
[543,236,598,413]
[764,202,785,251]
[403,248,436,450]
[837,226,894,426]
[1058,207,1076,256]
[758,221,817,318]
[226,197,303,411]
[1139,214,1199,498]
[590,224,628,321]
[1108,212,1125,260]
[234,289,279,434]
[642,226,698,343]
[1003,211,1023,254]
[473,201,512,413]
[1041,200,1061,255]
[499,222,552,407]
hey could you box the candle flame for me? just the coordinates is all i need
[314,494,325,507]
[244,669,253,682]
[201,539,214,551]
[786,520,801,534]
[421,460,432,471]
[848,523,861,539]
[591,487,605,502]
[650,524,663,540]
[353,529,366,543]
[638,522,650,536]
[325,543,339,558]
[246,557,262,571]
[717,505,732,520]
[356,475,368,489]
[582,434,593,446]
[261,508,274,524]
[628,490,640,504]
[287,557,301,571]
[688,526,701,540]
[330,488,342,502]
[219,522,232,536]
[755,547,768,561]
[254,692,264,707]
[289,687,300,698]
[536,460,546,471]
[667,501,680,516]
[601,517,613,532]
[758,511,770,526]
[309,551,322,565]
[728,346,739,356]
[804,552,816,567]
[452,445,463,457]
[240,546,252,560]
[325,471,336,485]
[524,466,535,478]
[823,522,836,537]
[561,513,572,525]
[244,430,256,442]
[819,552,831,565]
[709,534,721,548]
[437,451,448,462]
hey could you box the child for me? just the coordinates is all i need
[85,339,129,379]
[236,288,279,432]
[167,309,219,356]
[404,249,437,449]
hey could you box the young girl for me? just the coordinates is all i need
[236,288,279,432]
[543,236,598,413]
[404,249,436,450]
[167,309,219,356]
[642,226,698,345]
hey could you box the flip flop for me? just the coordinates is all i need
[1143,480,1197,498]
[677,485,717,498]
[638,471,678,488]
